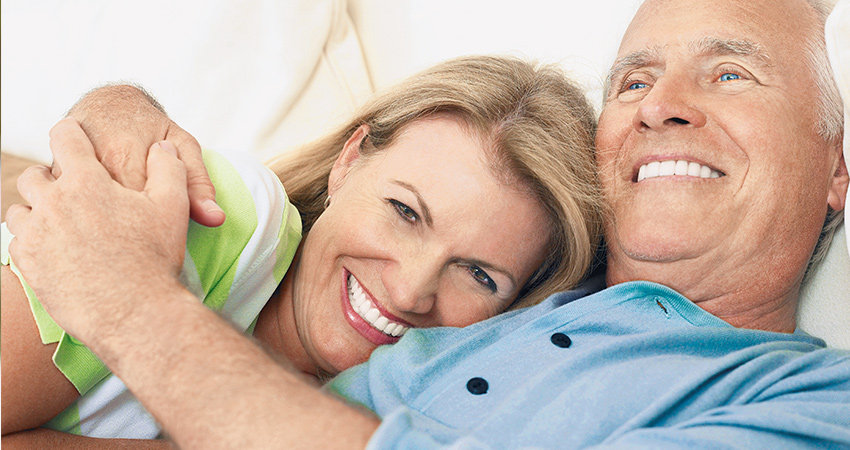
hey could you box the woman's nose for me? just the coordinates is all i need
[381,251,441,315]
[632,75,707,132]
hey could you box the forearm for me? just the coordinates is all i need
[2,428,175,450]
[83,281,378,450]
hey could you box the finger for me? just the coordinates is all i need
[145,141,189,212]
[166,128,225,227]
[98,139,148,192]
[189,190,226,228]
[5,204,32,236]
[50,160,62,179]
[16,165,55,206]
[48,118,106,177]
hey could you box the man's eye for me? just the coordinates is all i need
[468,265,497,292]
[719,72,741,82]
[390,199,418,223]
[626,81,648,91]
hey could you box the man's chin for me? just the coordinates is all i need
[607,227,709,265]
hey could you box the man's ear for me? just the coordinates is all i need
[827,149,849,212]
[328,125,369,196]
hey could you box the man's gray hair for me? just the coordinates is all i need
[804,0,845,279]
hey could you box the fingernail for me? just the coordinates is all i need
[158,140,178,157]
[203,199,224,214]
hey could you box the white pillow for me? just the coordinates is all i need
[348,0,643,113]
[798,0,850,349]
[0,0,372,163]
[827,0,850,247]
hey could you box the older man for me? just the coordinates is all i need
[5,0,849,448]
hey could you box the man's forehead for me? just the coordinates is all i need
[634,0,811,19]
[614,0,811,69]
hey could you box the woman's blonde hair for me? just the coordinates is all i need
[267,55,602,308]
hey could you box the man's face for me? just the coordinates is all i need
[596,0,847,304]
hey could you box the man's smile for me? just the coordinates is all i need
[635,159,725,182]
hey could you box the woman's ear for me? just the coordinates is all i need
[827,149,849,212]
[328,125,369,195]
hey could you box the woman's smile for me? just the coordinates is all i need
[341,268,410,346]
[279,116,550,377]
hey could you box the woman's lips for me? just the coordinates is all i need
[340,269,410,346]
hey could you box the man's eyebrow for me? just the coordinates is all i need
[691,37,773,67]
[390,180,433,226]
[605,47,661,95]
[604,38,773,96]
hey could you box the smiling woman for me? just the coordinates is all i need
[262,55,603,376]
[1,55,602,446]
[269,116,554,374]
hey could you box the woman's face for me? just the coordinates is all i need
[285,116,551,376]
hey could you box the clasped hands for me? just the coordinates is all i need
[5,86,217,345]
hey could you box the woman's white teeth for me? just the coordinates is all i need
[637,160,721,182]
[348,274,407,337]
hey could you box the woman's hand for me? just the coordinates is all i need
[65,84,224,227]
[5,118,190,345]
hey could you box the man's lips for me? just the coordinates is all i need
[634,159,725,182]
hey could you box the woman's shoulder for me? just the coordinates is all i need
[190,148,301,246]
[183,149,302,316]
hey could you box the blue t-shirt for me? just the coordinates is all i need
[328,279,850,449]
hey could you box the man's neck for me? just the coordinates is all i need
[606,259,801,333]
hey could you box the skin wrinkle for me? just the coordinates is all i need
[607,38,774,101]
[693,38,773,67]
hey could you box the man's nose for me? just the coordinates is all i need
[381,250,441,315]
[632,76,707,131]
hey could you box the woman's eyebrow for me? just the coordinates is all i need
[390,179,433,226]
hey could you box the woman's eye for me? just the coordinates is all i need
[468,265,497,292]
[719,72,741,82]
[390,199,419,223]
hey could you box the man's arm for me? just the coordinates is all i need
[102,282,379,450]
[66,84,224,227]
[5,118,378,450]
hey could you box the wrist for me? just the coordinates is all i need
[75,276,196,372]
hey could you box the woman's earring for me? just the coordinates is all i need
[324,196,332,210]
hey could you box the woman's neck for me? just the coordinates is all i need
[254,267,321,380]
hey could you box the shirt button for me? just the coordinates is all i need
[550,332,572,348]
[467,377,489,395]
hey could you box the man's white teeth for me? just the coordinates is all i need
[347,274,408,337]
[637,160,721,182]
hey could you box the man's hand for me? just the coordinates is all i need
[64,84,224,227]
[5,118,191,342]
[5,123,377,450]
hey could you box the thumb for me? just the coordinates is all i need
[145,141,189,214]
[167,127,225,227]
